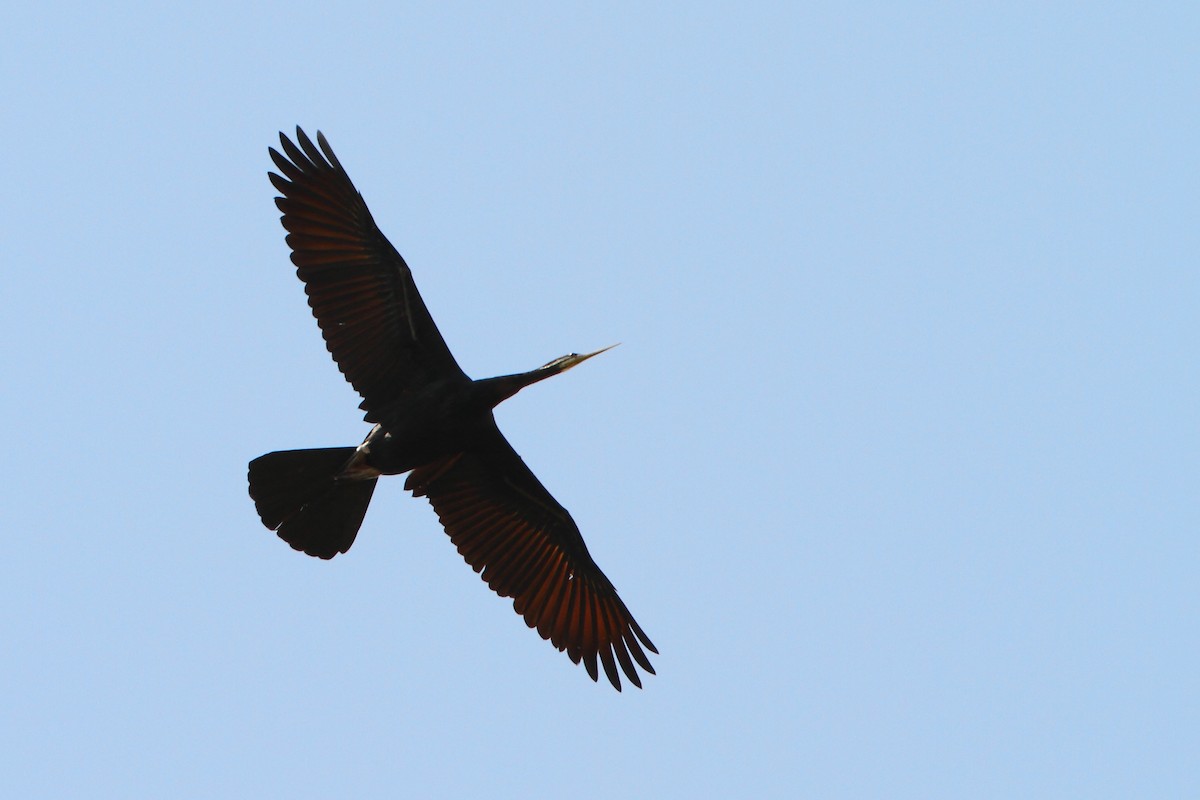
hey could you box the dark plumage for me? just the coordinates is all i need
[248,129,656,690]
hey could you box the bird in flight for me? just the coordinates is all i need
[248,129,656,690]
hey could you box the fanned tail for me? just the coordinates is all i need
[248,447,377,559]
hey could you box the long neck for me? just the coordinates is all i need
[474,365,562,410]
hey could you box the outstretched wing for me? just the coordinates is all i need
[269,128,467,415]
[405,423,657,690]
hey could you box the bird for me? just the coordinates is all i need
[248,128,656,690]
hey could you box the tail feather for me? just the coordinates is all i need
[248,447,377,559]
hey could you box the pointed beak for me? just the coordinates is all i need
[573,343,619,365]
[553,343,620,373]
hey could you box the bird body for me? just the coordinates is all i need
[359,381,502,476]
[248,129,655,690]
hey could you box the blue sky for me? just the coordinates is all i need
[2,3,1196,797]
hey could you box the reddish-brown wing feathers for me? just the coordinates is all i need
[269,128,466,414]
[405,424,657,690]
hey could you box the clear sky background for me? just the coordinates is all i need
[2,3,1195,798]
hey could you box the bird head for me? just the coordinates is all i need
[539,343,620,375]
